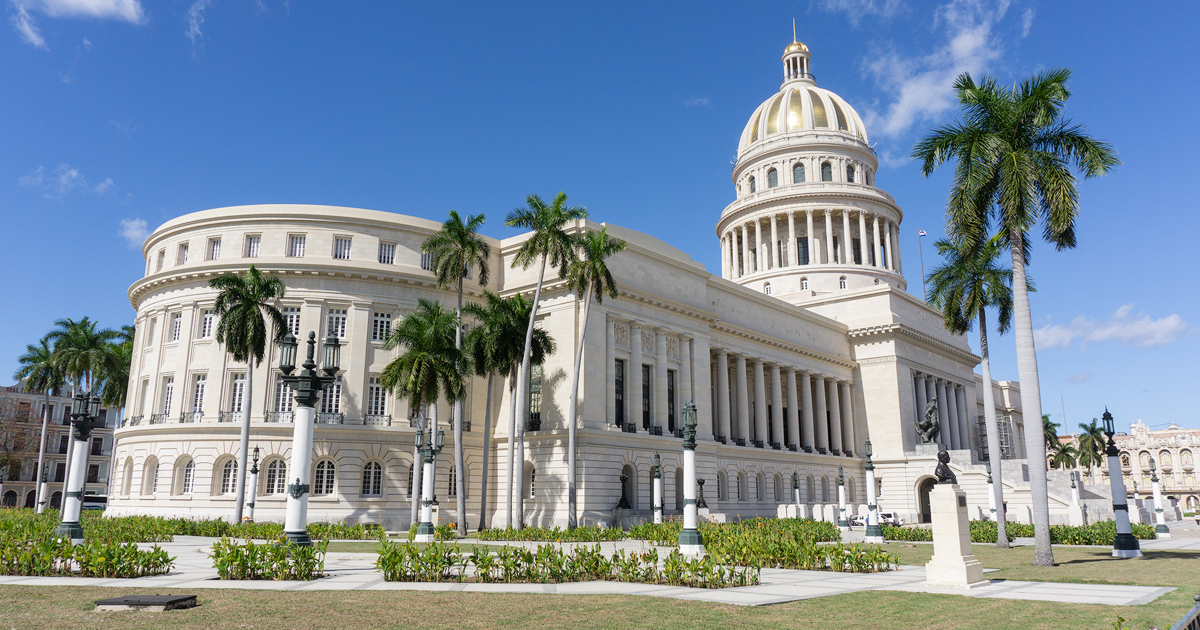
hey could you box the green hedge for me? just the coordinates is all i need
[478,525,626,542]
[882,520,1157,545]
[210,538,328,580]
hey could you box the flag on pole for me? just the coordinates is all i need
[918,229,928,237]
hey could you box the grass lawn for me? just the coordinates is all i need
[1,545,1196,629]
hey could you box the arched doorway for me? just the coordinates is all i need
[1,491,15,507]
[50,491,61,509]
[916,477,937,524]
[24,490,36,508]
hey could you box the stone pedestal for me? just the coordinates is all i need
[923,484,987,589]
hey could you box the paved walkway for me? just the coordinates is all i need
[0,536,1174,607]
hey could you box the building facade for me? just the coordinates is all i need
[109,40,1063,529]
[1059,420,1200,514]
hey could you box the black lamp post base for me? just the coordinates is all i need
[1112,532,1142,558]
[865,524,884,542]
[285,530,312,546]
[54,521,83,540]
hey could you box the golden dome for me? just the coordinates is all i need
[785,39,808,54]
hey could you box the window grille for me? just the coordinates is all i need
[367,377,386,416]
[314,461,335,496]
[420,252,432,270]
[221,460,237,494]
[200,310,215,338]
[378,242,396,265]
[274,377,294,412]
[372,312,392,341]
[181,461,195,494]
[162,377,174,415]
[177,243,189,265]
[362,462,383,496]
[171,313,182,342]
[327,308,347,339]
[320,379,342,414]
[265,461,286,494]
[288,235,306,258]
[245,235,260,258]
[191,374,206,412]
[229,374,245,414]
[333,237,352,260]
[208,238,221,260]
[283,307,301,336]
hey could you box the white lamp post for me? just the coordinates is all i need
[652,452,663,524]
[279,331,341,546]
[54,392,100,541]
[245,446,260,523]
[678,402,704,556]
[864,438,883,543]
[837,466,849,530]
[792,472,801,506]
[37,471,48,514]
[1150,458,1170,538]
[413,419,445,542]
[986,461,997,521]
[1103,409,1141,558]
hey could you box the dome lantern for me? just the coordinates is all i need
[782,21,812,86]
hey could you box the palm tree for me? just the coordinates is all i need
[1049,441,1078,470]
[1076,418,1106,479]
[209,265,288,523]
[562,227,626,529]
[46,317,117,499]
[422,210,491,536]
[926,232,1022,548]
[913,69,1119,566]
[504,192,587,528]
[464,291,555,530]
[380,299,467,528]
[13,336,65,512]
[98,330,134,491]
[1043,414,1060,451]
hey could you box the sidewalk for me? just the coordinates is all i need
[0,536,1174,607]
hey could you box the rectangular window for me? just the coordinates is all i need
[138,379,149,416]
[177,243,189,265]
[58,435,69,455]
[420,252,432,271]
[191,374,207,412]
[327,308,347,339]
[229,373,246,413]
[641,364,651,429]
[667,370,676,432]
[283,306,301,336]
[155,250,165,272]
[170,313,182,342]
[207,238,221,261]
[378,242,396,265]
[145,318,157,347]
[852,238,862,265]
[274,377,294,412]
[777,241,784,266]
[367,377,387,416]
[90,438,103,456]
[614,359,625,426]
[320,379,342,414]
[200,310,215,338]
[86,464,99,484]
[244,235,260,258]
[529,365,543,426]
[372,312,392,341]
[333,236,352,260]
[797,238,809,265]
[54,462,66,482]
[161,377,174,416]
[832,236,840,263]
[288,235,306,258]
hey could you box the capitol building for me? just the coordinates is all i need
[109,39,1071,529]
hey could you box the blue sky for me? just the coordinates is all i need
[2,0,1197,432]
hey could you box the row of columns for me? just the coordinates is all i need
[604,318,701,434]
[711,349,856,456]
[912,371,971,451]
[721,209,901,279]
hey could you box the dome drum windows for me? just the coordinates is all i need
[767,169,778,188]
[821,162,832,182]
[847,165,855,183]
[749,176,756,193]
[793,163,805,183]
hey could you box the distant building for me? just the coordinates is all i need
[1059,420,1199,513]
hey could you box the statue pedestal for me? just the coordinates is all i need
[923,484,987,589]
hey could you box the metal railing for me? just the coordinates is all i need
[265,411,293,423]
[525,418,541,432]
[752,440,764,449]
[126,415,143,427]
[149,414,166,425]
[1170,595,1200,630]
[461,419,471,432]
[179,411,203,423]
[363,414,391,426]
[315,412,344,425]
[408,416,421,428]
[217,411,239,423]
[780,70,816,86]
[769,441,782,450]
[621,422,637,434]
[733,438,746,447]
[714,435,726,444]
[647,426,663,436]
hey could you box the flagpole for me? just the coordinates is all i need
[917,229,927,302]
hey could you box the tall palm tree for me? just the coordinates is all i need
[422,210,491,536]
[562,227,625,529]
[504,192,586,528]
[380,299,467,528]
[464,291,554,530]
[926,232,1023,548]
[1049,441,1077,470]
[47,317,117,499]
[913,69,1119,566]
[1043,414,1060,451]
[13,336,65,512]
[99,333,134,491]
[1075,419,1106,478]
[209,265,288,523]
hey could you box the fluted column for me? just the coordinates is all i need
[740,225,749,278]
[728,232,736,278]
[770,215,779,270]
[857,211,868,266]
[787,212,796,267]
[956,385,971,452]
[720,235,728,279]
[786,368,799,450]
[759,220,769,272]
[800,371,815,452]
[806,210,815,265]
[770,365,783,449]
[680,336,692,406]
[936,378,952,449]
[828,378,843,455]
[840,381,855,456]
[913,371,927,431]
[753,359,767,447]
[629,323,643,430]
[655,330,668,431]
[945,382,960,449]
[884,220,894,271]
[735,355,750,444]
[824,210,835,265]
[893,223,904,274]
[841,209,851,265]
[814,375,829,453]
[606,317,616,426]
[924,375,938,442]
[872,214,881,268]
[715,350,730,441]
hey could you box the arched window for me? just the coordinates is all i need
[774,473,784,502]
[767,168,778,188]
[717,470,727,501]
[265,460,286,494]
[738,472,748,501]
[800,277,808,290]
[806,474,815,503]
[2,491,16,507]
[848,477,856,503]
[220,459,237,495]
[362,461,383,496]
[865,170,872,186]
[821,162,832,181]
[839,276,847,289]
[24,490,35,508]
[179,460,195,494]
[1183,450,1194,467]
[846,165,855,183]
[50,491,62,509]
[749,176,756,193]
[122,457,134,495]
[1140,451,1152,470]
[756,473,765,501]
[447,464,457,497]
[763,283,771,295]
[143,458,159,495]
[1120,453,1131,468]
[821,475,829,502]
[793,163,805,183]
[1160,450,1174,470]
[314,460,335,496]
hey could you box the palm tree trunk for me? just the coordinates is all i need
[1010,228,1053,566]
[978,306,1009,548]
[409,395,426,529]
[34,390,50,513]
[477,372,494,531]
[513,253,548,529]
[454,278,467,535]
[233,360,253,523]
[566,285,593,529]
[504,372,517,529]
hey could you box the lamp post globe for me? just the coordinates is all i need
[280,332,340,546]
[1102,409,1142,558]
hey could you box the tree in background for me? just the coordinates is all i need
[13,336,65,512]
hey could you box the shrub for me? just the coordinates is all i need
[209,538,329,580]
[882,520,1156,545]
[478,525,625,542]
[0,534,173,578]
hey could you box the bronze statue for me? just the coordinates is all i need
[935,449,957,485]
[916,397,940,444]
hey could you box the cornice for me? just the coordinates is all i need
[710,320,857,371]
[848,323,980,368]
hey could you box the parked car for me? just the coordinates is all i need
[878,512,904,526]
[848,515,866,529]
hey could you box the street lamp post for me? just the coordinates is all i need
[1103,409,1141,558]
[54,392,100,540]
[278,331,341,546]
[985,461,997,521]
[1150,458,1171,538]
[652,452,663,524]
[413,419,445,542]
[792,472,801,506]
[837,466,849,530]
[678,401,704,556]
[37,470,48,514]
[864,438,883,543]
[245,446,260,523]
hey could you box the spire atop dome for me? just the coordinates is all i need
[781,28,812,86]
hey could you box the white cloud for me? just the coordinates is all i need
[93,177,114,194]
[684,96,711,107]
[1020,7,1034,37]
[19,163,116,200]
[1035,304,1190,351]
[118,218,148,248]
[855,0,1026,138]
[185,0,212,47]
[1067,372,1092,384]
[816,0,905,27]
[9,0,145,49]
[10,2,46,48]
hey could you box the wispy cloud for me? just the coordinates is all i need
[1020,7,1034,37]
[119,217,148,247]
[185,0,212,49]
[109,119,141,133]
[1067,372,1092,384]
[684,96,711,107]
[815,0,905,27]
[19,163,117,200]
[9,0,146,49]
[1035,304,1190,351]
